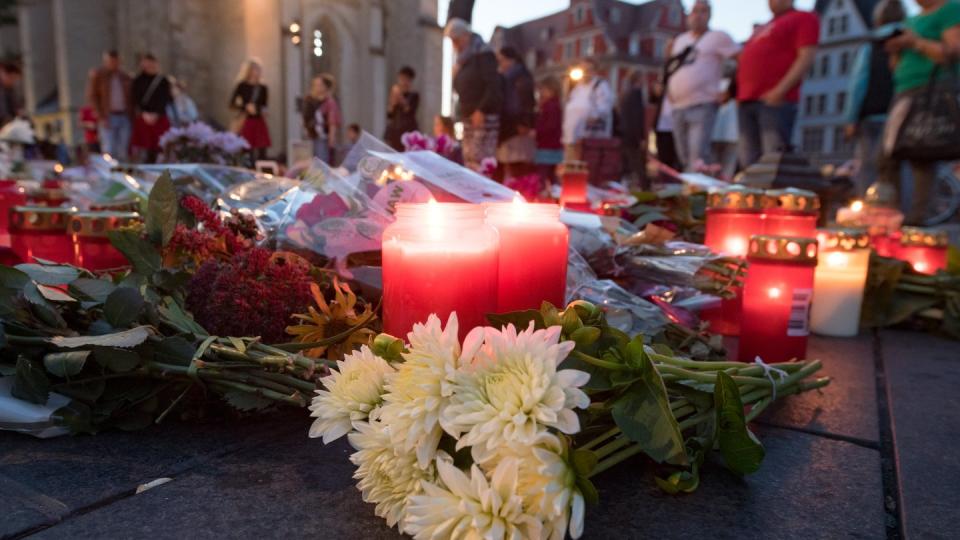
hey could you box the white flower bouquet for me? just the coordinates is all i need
[309,301,830,539]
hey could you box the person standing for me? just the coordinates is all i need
[880,0,960,225]
[130,54,172,163]
[562,58,614,158]
[90,50,132,161]
[736,0,819,167]
[384,66,419,151]
[0,63,22,127]
[496,47,537,178]
[230,59,270,160]
[666,1,740,171]
[619,70,648,189]
[166,77,199,127]
[444,18,503,170]
[534,76,563,184]
[80,69,100,153]
[301,73,342,164]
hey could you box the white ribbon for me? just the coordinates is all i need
[754,356,789,401]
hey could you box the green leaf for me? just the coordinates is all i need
[94,347,142,373]
[155,336,196,366]
[714,371,765,475]
[486,310,546,331]
[886,292,940,326]
[15,264,81,285]
[571,448,598,477]
[654,468,700,494]
[222,390,273,411]
[35,283,76,303]
[0,265,30,289]
[50,326,152,349]
[372,333,406,361]
[43,351,90,377]
[157,296,208,336]
[610,354,688,466]
[575,476,600,505]
[104,287,145,327]
[69,278,117,304]
[52,401,94,434]
[107,229,161,275]
[12,356,51,404]
[145,172,179,246]
[947,245,960,275]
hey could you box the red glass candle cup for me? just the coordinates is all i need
[558,161,589,208]
[897,227,949,275]
[9,206,75,264]
[701,185,766,336]
[739,235,819,363]
[762,188,820,238]
[485,202,568,312]
[0,179,27,246]
[70,211,140,271]
[382,203,499,341]
[27,179,68,207]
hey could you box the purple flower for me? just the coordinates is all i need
[401,131,433,152]
[477,157,498,178]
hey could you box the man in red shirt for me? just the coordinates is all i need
[737,0,819,167]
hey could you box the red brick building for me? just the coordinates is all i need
[491,0,685,98]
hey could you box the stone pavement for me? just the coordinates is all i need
[1,331,957,540]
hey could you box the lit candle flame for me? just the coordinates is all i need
[913,261,928,273]
[851,200,864,212]
[768,287,782,299]
[724,237,747,256]
[826,251,847,268]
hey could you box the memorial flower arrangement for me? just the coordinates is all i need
[159,121,251,167]
[310,301,830,538]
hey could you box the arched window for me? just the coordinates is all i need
[310,18,340,81]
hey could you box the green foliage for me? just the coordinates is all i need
[714,372,765,475]
[145,173,179,247]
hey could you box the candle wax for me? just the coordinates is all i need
[382,241,498,341]
[810,268,866,337]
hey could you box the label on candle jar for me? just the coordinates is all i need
[787,289,813,337]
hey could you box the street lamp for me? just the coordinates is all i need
[569,66,584,82]
[284,21,302,45]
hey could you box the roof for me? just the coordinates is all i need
[814,0,882,27]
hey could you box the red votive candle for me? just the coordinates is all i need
[485,200,568,312]
[701,185,766,336]
[558,161,589,208]
[0,180,27,246]
[382,202,499,340]
[9,206,75,264]
[70,211,140,271]
[739,235,818,363]
[897,227,949,275]
[762,188,820,238]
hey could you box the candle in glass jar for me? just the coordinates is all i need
[382,202,499,340]
[701,185,765,336]
[558,160,589,209]
[0,180,26,246]
[810,229,871,337]
[9,206,75,264]
[739,235,818,363]
[762,188,820,238]
[897,227,949,275]
[70,211,141,271]
[485,200,568,312]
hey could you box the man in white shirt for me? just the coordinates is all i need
[666,1,740,171]
[563,59,614,154]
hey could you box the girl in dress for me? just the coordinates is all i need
[230,59,270,160]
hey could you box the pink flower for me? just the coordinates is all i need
[477,157,498,178]
[295,192,350,226]
[400,131,434,152]
[504,174,542,202]
[433,134,459,157]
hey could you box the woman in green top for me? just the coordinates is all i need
[880,0,960,225]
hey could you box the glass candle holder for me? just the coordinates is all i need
[70,211,141,271]
[485,201,568,313]
[897,227,949,275]
[27,179,68,207]
[739,235,819,363]
[382,202,499,340]
[9,206,75,264]
[0,179,26,246]
[558,160,589,208]
[762,188,820,238]
[701,185,766,336]
[811,229,871,337]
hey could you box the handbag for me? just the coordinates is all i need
[889,64,960,161]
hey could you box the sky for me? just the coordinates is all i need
[465,0,818,42]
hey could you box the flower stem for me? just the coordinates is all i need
[571,350,625,371]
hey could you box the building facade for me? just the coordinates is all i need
[794,0,880,165]
[13,0,442,157]
[491,0,684,122]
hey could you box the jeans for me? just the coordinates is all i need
[312,138,330,164]
[853,118,885,196]
[98,113,131,162]
[671,102,718,171]
[737,101,798,168]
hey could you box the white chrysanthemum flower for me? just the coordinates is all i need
[480,433,585,540]
[347,420,437,531]
[379,313,474,468]
[441,323,590,460]
[308,346,395,443]
[405,458,543,540]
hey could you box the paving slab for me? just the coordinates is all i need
[0,410,304,539]
[587,426,885,539]
[759,335,879,445]
[25,421,884,540]
[881,330,960,539]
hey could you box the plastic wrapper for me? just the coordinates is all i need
[613,241,721,289]
[370,150,517,203]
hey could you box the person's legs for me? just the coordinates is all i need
[115,115,131,162]
[757,104,787,156]
[685,103,719,169]
[737,102,763,168]
[775,103,798,152]
[98,122,113,157]
[904,160,936,225]
[671,107,691,170]
[877,151,903,209]
[854,119,884,196]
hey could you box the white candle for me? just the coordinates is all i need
[810,248,870,337]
